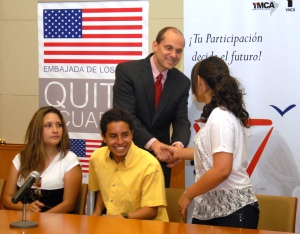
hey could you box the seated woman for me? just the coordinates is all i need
[3,106,82,213]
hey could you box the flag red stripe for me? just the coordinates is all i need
[44,42,142,47]
[82,34,142,39]
[44,51,142,56]
[44,59,130,64]
[86,139,102,143]
[79,157,90,160]
[82,8,143,13]
[85,149,95,152]
[82,25,142,30]
[83,16,142,21]
[86,150,96,154]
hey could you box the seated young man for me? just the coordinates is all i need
[88,108,169,221]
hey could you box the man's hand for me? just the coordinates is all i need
[150,140,172,162]
[159,144,182,168]
[166,159,182,168]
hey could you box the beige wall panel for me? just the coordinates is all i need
[2,21,38,95]
[0,1,2,20]
[0,5,2,138]
[0,22,2,94]
[2,95,38,144]
[2,0,37,21]
[0,95,2,138]
[149,0,183,19]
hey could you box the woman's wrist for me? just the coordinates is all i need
[184,189,193,200]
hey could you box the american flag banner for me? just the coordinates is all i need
[38,1,148,178]
[38,1,149,214]
[70,139,102,174]
[38,1,149,79]
[43,8,143,65]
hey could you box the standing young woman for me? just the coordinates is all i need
[3,106,82,213]
[163,56,259,229]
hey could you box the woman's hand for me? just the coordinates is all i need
[27,200,45,212]
[160,145,180,159]
[178,192,193,222]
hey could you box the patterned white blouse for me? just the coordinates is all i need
[192,107,257,220]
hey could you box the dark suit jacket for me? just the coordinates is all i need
[113,53,191,149]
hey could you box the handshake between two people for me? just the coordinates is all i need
[150,140,188,168]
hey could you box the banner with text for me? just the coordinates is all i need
[184,0,300,230]
[38,1,149,181]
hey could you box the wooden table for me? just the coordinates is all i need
[0,210,295,234]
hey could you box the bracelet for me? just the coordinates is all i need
[121,213,129,218]
[184,190,192,200]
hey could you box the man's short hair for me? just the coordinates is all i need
[100,108,135,136]
[155,26,185,45]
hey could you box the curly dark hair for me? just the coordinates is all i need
[191,56,250,127]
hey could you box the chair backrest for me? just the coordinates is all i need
[72,183,88,215]
[165,188,185,223]
[256,194,298,232]
[0,179,6,209]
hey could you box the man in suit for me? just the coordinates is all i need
[113,27,191,187]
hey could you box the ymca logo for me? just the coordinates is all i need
[286,0,295,12]
[253,2,275,10]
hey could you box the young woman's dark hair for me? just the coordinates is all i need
[191,56,250,127]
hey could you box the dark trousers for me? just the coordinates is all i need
[159,161,171,188]
[192,202,260,229]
